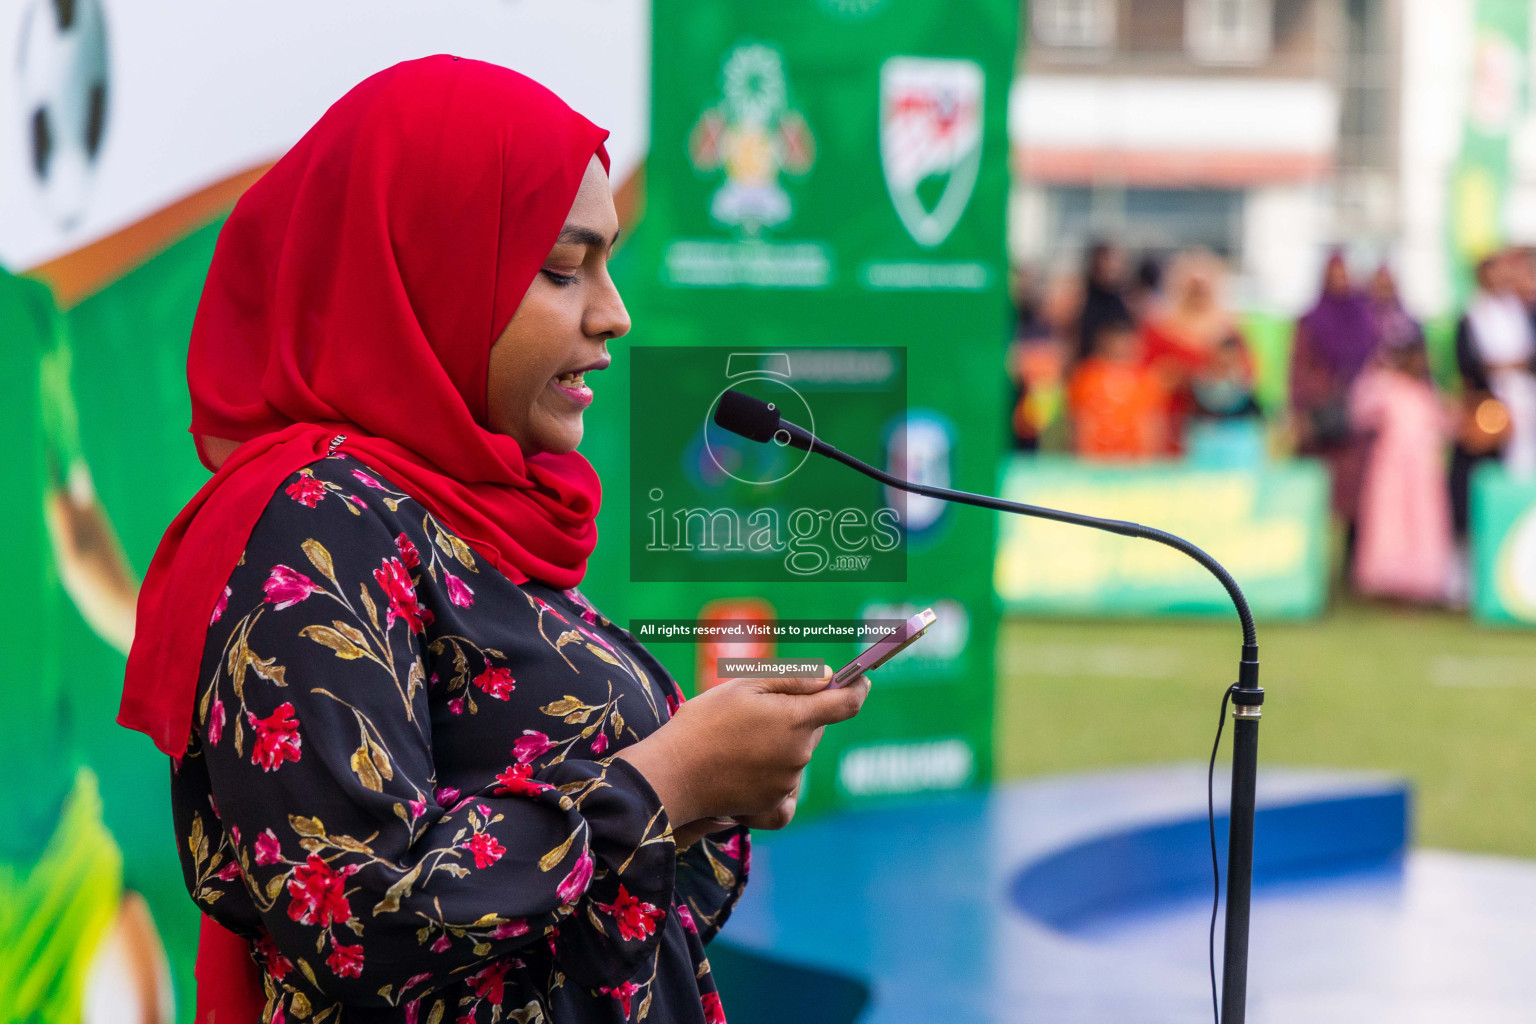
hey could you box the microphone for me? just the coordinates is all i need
[713,387,1264,1024]
[714,389,817,451]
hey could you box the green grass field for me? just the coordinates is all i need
[996,601,1536,858]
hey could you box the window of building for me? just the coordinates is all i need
[1032,0,1116,50]
[1186,0,1273,64]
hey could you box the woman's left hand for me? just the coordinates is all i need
[671,775,805,851]
[671,817,738,851]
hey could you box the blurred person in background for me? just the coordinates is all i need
[1006,266,1050,451]
[1450,251,1536,575]
[1291,251,1379,560]
[1140,248,1254,453]
[1076,240,1132,363]
[1349,320,1455,603]
[1126,252,1165,322]
[1008,269,1078,451]
[1067,316,1168,460]
[1189,336,1263,423]
[1368,264,1425,354]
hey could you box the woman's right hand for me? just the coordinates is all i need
[615,673,870,826]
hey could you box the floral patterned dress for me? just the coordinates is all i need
[172,452,746,1023]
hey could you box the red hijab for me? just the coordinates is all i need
[118,56,608,1019]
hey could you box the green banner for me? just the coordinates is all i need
[995,456,1329,619]
[0,225,222,1021]
[1470,463,1536,625]
[586,0,1018,813]
[1448,0,1531,303]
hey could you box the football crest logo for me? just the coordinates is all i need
[689,44,816,235]
[879,57,984,248]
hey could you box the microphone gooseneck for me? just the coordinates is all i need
[713,387,1265,1024]
[714,389,1255,645]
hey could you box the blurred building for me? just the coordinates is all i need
[1007,0,1497,317]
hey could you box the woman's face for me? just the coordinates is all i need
[486,155,630,455]
[1324,257,1350,295]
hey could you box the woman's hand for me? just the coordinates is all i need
[669,775,807,850]
[616,673,870,828]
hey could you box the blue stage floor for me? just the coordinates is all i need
[722,767,1536,1023]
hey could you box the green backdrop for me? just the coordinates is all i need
[582,0,1018,815]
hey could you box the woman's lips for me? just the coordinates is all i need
[551,374,593,409]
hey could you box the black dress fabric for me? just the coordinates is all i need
[171,452,745,1023]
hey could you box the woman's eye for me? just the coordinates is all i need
[541,269,578,287]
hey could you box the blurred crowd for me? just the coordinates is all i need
[1005,243,1536,606]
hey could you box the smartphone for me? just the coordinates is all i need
[828,608,937,689]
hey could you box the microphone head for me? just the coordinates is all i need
[714,389,782,443]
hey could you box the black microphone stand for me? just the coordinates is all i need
[762,413,1264,1023]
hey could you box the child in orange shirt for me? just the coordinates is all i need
[1068,318,1169,459]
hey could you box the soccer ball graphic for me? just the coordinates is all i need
[17,0,110,229]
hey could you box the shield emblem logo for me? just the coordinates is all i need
[879,57,984,249]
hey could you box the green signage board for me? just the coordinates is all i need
[1448,0,1531,303]
[584,0,1019,814]
[1470,463,1536,625]
[1,240,217,1020]
[995,456,1330,620]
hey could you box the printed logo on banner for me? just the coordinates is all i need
[689,43,815,235]
[669,43,829,289]
[879,56,984,249]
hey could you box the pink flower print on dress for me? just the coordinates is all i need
[434,786,460,807]
[352,469,387,490]
[255,828,282,865]
[512,730,552,764]
[285,475,327,507]
[565,587,602,625]
[374,557,433,633]
[285,853,357,927]
[473,666,515,700]
[530,595,569,624]
[719,830,751,874]
[326,943,365,978]
[598,884,665,941]
[207,698,226,746]
[702,991,727,1024]
[210,585,231,625]
[590,732,608,755]
[468,960,511,1004]
[676,904,698,933]
[600,981,639,1016]
[254,934,292,980]
[493,762,552,798]
[445,572,474,608]
[215,861,242,882]
[247,704,302,771]
[556,849,594,903]
[491,918,529,939]
[395,533,421,569]
[430,934,451,953]
[465,832,505,869]
[447,697,465,715]
[263,565,320,610]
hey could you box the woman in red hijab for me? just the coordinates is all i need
[120,56,868,1024]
